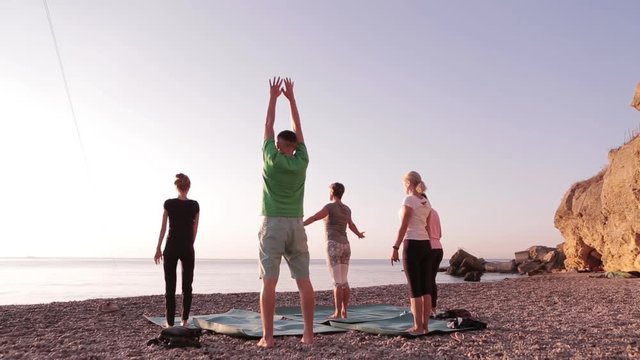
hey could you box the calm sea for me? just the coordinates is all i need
[0,258,522,305]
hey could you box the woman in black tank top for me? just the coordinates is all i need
[154,173,200,327]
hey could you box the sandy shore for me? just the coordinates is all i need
[1,273,639,359]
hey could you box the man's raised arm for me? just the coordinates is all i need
[283,78,304,144]
[264,77,283,140]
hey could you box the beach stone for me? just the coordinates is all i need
[460,257,485,272]
[463,271,482,281]
[484,260,517,273]
[449,249,476,267]
[554,135,640,271]
[450,249,485,271]
[513,246,565,273]
[445,266,458,276]
[515,251,529,264]
[528,246,556,261]
[541,251,556,264]
[542,250,566,271]
[448,249,486,277]
[517,260,544,275]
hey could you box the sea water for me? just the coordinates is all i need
[0,258,522,305]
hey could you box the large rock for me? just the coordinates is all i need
[512,246,565,275]
[484,260,516,273]
[447,249,486,279]
[463,271,482,281]
[528,246,557,261]
[463,271,482,282]
[517,260,545,275]
[449,249,485,272]
[554,135,640,271]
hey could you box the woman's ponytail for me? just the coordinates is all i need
[404,171,427,194]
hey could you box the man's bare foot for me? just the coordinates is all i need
[301,334,314,345]
[341,309,348,318]
[257,337,274,348]
[406,327,426,336]
[181,319,189,327]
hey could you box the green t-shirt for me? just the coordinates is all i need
[261,138,309,217]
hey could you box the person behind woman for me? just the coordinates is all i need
[390,171,433,334]
[154,173,200,327]
[425,206,443,316]
[304,182,365,319]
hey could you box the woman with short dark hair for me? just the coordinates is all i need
[304,182,365,319]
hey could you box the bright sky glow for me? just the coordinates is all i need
[0,1,638,260]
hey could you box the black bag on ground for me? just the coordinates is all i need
[434,309,472,320]
[446,317,488,330]
[147,326,203,348]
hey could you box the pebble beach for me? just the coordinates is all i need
[1,273,639,359]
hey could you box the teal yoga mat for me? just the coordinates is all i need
[329,313,481,336]
[145,305,485,338]
[145,309,347,338]
[193,309,346,338]
[276,304,410,324]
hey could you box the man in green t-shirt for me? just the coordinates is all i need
[257,77,315,348]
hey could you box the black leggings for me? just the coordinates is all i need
[402,240,433,298]
[430,249,444,307]
[163,247,195,326]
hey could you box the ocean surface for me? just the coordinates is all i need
[0,258,523,305]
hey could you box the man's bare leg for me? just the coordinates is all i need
[258,277,278,348]
[296,277,315,344]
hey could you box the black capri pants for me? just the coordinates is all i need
[402,239,434,298]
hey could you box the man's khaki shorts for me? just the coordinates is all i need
[258,217,310,279]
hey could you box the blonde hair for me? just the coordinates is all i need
[174,173,191,193]
[404,171,427,194]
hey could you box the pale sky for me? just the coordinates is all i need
[0,1,638,260]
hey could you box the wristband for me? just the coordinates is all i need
[392,246,399,250]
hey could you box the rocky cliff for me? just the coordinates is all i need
[554,135,640,271]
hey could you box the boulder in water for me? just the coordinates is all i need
[463,271,482,282]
